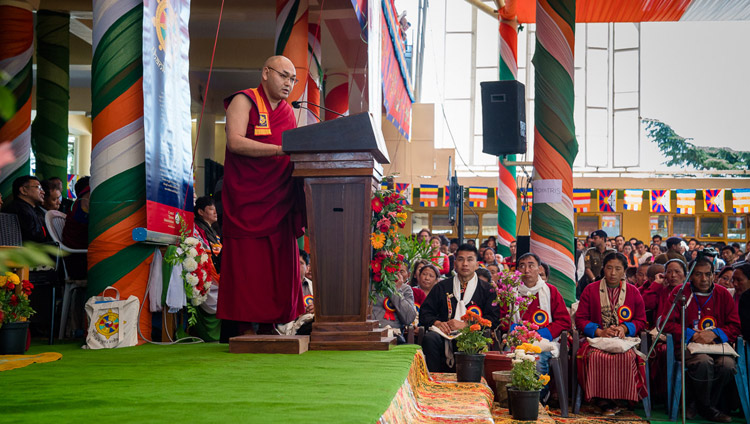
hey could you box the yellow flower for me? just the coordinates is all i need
[393,245,401,254]
[396,212,407,221]
[538,374,550,385]
[0,276,6,288]
[6,272,20,285]
[370,233,386,249]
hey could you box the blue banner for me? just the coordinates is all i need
[143,0,194,234]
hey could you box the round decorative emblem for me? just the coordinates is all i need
[303,295,314,307]
[467,305,482,317]
[95,309,119,340]
[617,305,633,322]
[532,310,550,327]
[699,316,716,330]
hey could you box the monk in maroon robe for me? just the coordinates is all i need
[217,55,305,333]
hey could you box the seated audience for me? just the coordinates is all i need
[576,252,648,415]
[413,263,440,308]
[40,179,62,212]
[501,253,571,402]
[5,176,51,243]
[419,244,499,372]
[623,243,637,269]
[409,259,429,287]
[416,228,431,244]
[736,263,750,341]
[47,176,73,213]
[503,240,517,271]
[277,249,315,336]
[475,267,492,284]
[61,177,90,279]
[650,243,662,259]
[634,263,649,289]
[639,263,665,327]
[663,257,739,423]
[720,245,736,267]
[732,262,749,307]
[653,237,687,265]
[429,235,450,275]
[193,196,222,273]
[481,247,498,268]
[634,241,652,265]
[486,263,501,283]
[715,266,735,295]
[539,261,550,283]
[372,262,416,343]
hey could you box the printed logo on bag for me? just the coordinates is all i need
[617,305,633,322]
[699,316,716,330]
[95,309,120,339]
[467,305,482,317]
[532,310,549,327]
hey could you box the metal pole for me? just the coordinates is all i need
[681,296,687,424]
[458,185,465,244]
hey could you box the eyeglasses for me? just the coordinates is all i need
[266,66,299,85]
[25,184,42,190]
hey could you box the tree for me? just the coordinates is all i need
[643,118,750,171]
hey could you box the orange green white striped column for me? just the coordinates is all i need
[0,1,34,199]
[31,10,70,185]
[530,0,577,305]
[276,0,309,116]
[89,0,153,337]
[496,0,518,258]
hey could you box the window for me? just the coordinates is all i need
[600,215,621,238]
[576,215,599,237]
[699,216,724,239]
[481,214,497,236]
[411,213,429,235]
[432,214,453,235]
[728,216,747,240]
[672,216,695,238]
[68,135,77,175]
[649,215,669,240]
[464,214,479,235]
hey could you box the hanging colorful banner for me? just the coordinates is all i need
[395,183,410,205]
[419,184,439,207]
[733,188,750,213]
[443,185,450,207]
[704,189,725,213]
[676,189,696,214]
[67,174,78,199]
[601,215,617,228]
[468,187,488,208]
[520,187,533,211]
[143,0,194,234]
[623,189,643,211]
[651,189,671,213]
[351,0,367,30]
[598,189,616,212]
[380,0,413,139]
[572,189,590,212]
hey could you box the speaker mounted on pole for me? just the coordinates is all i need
[480,80,526,156]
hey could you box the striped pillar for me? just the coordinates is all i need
[276,0,309,119]
[31,10,70,186]
[0,1,33,200]
[306,22,322,123]
[323,72,349,120]
[89,0,153,337]
[495,1,518,258]
[530,0,577,305]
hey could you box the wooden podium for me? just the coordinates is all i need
[282,113,396,350]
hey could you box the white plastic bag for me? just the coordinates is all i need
[85,286,139,349]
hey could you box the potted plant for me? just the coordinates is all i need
[454,311,493,382]
[507,343,550,420]
[0,271,35,354]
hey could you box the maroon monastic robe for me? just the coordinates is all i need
[217,85,306,323]
[663,283,740,344]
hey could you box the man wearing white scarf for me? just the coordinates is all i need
[419,244,500,372]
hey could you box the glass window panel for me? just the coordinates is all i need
[586,108,608,166]
[574,24,586,68]
[587,23,609,48]
[613,110,639,167]
[432,214,453,235]
[412,213,429,234]
[576,215,599,237]
[463,213,479,235]
[614,22,639,49]
[444,33,473,98]
[445,0,472,32]
[672,216,696,238]
[728,216,747,240]
[650,215,669,240]
[614,50,638,93]
[700,216,724,239]
[476,12,499,67]
[586,49,609,107]
[442,99,471,156]
[601,215,621,238]
[482,213,498,236]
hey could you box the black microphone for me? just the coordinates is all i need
[291,101,321,122]
[291,100,346,119]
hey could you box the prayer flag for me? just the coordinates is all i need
[380,181,389,191]
[520,188,533,211]
[650,190,671,213]
[598,189,616,212]
[395,183,410,205]
[443,185,450,207]
[703,189,725,213]
[676,189,696,214]
[67,174,78,199]
[419,184,439,207]
[573,189,591,212]
[623,189,643,211]
[733,188,750,213]
[602,215,617,228]
[468,187,488,208]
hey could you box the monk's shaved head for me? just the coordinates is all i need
[264,55,294,70]
[261,55,296,104]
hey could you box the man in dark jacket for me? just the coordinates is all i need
[4,176,51,243]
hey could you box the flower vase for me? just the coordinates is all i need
[0,321,30,355]
[455,352,485,382]
[484,352,512,400]
[507,387,540,421]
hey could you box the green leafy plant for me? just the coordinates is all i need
[510,343,550,391]
[397,235,432,268]
[455,311,493,354]
[0,271,35,327]
[0,242,57,274]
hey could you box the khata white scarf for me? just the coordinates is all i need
[515,275,551,323]
[452,273,478,320]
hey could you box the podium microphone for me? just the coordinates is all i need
[291,100,346,119]
[291,101,321,122]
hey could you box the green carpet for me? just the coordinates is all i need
[2,342,420,423]
[636,404,747,423]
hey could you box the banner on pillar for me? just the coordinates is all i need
[143,0,194,234]
[381,0,413,140]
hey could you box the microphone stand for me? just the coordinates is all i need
[646,259,696,424]
[292,103,322,122]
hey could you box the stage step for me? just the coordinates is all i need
[310,328,389,342]
[228,335,310,354]
[309,337,396,351]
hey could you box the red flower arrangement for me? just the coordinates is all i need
[369,183,409,300]
[0,272,35,327]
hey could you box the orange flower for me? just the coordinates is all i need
[370,233,385,249]
[479,318,492,327]
[538,374,550,385]
[470,324,481,331]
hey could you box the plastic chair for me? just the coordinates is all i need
[0,212,23,246]
[44,210,87,340]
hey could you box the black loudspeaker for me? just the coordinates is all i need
[516,235,531,258]
[480,80,526,156]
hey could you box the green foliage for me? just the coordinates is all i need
[509,344,549,391]
[0,243,57,274]
[643,118,750,171]
[455,311,493,354]
[397,235,432,269]
[0,70,14,121]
